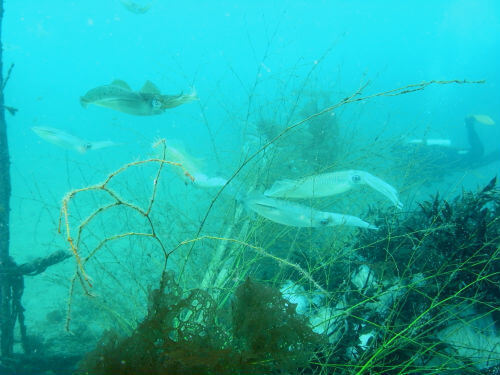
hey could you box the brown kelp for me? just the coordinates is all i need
[77,275,322,374]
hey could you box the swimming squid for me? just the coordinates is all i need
[32,126,117,153]
[406,138,452,147]
[192,173,228,188]
[80,80,197,116]
[264,170,403,209]
[242,193,378,230]
[156,140,228,188]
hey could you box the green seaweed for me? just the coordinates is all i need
[345,177,500,373]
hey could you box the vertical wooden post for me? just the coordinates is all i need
[0,0,14,357]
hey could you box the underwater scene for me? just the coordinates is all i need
[0,0,499,374]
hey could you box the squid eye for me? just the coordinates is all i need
[319,217,331,226]
[351,174,361,183]
[84,143,92,150]
[151,97,162,109]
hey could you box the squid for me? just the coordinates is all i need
[264,170,403,209]
[157,140,228,188]
[32,126,117,153]
[81,80,197,116]
[192,173,228,188]
[242,193,378,230]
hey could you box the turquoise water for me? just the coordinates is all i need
[2,1,500,373]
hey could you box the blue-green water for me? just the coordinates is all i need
[2,1,499,373]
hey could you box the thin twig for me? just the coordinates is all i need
[60,140,191,330]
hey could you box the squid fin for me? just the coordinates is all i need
[110,79,132,90]
[140,80,161,94]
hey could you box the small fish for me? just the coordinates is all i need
[32,126,117,153]
[80,80,197,116]
[2,105,18,116]
[471,114,495,126]
[119,0,152,14]
[242,193,378,230]
[265,170,403,209]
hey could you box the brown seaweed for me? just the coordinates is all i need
[77,275,322,374]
